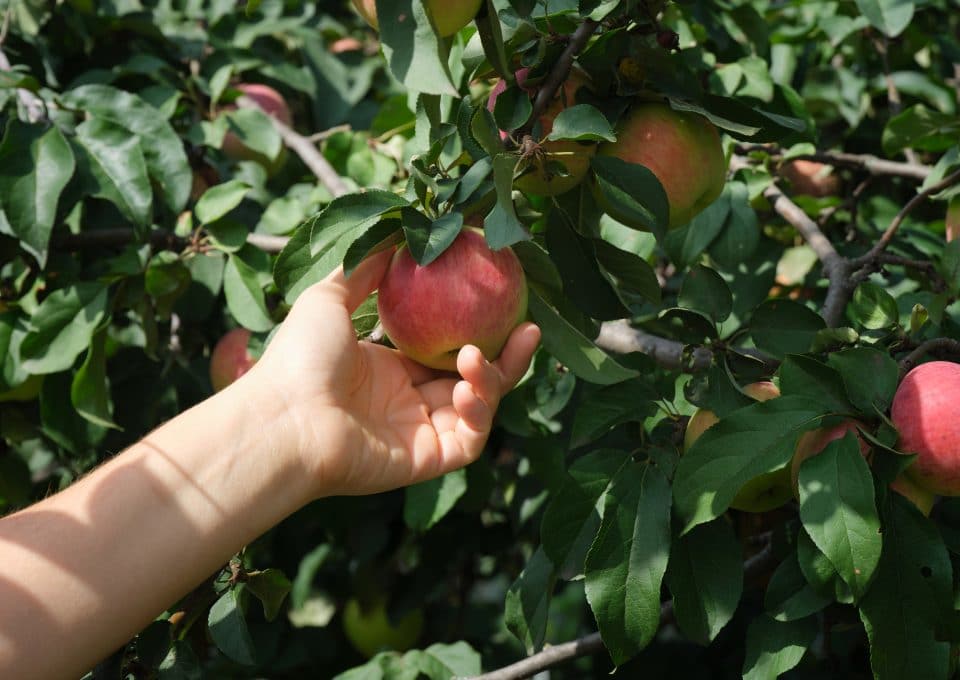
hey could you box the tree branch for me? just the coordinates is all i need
[736,146,931,181]
[595,320,713,371]
[521,19,598,136]
[236,95,351,198]
[898,338,960,376]
[465,541,778,680]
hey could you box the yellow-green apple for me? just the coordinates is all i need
[780,159,840,198]
[351,0,482,37]
[209,328,257,392]
[376,227,527,371]
[892,361,960,496]
[221,83,292,174]
[947,196,960,242]
[342,595,424,658]
[791,418,934,515]
[597,101,726,229]
[487,67,596,196]
[684,381,793,512]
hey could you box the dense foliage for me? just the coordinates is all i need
[1,0,960,678]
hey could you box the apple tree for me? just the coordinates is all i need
[1,0,960,678]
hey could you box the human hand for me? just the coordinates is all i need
[246,249,541,497]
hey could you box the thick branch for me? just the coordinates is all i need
[596,320,713,371]
[899,338,960,376]
[763,183,842,268]
[522,19,598,136]
[466,541,778,680]
[236,95,350,198]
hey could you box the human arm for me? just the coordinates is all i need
[0,250,541,679]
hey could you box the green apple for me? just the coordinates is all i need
[342,595,424,658]
[684,381,793,513]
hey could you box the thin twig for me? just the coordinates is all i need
[898,338,960,376]
[465,541,778,680]
[237,95,351,198]
[736,146,931,181]
[596,320,713,371]
[520,19,598,137]
[307,124,351,143]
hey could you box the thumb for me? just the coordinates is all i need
[319,248,395,312]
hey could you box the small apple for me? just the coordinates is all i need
[891,361,960,496]
[221,83,292,174]
[780,160,840,198]
[329,37,364,54]
[597,101,726,229]
[946,196,959,242]
[791,419,935,516]
[684,381,793,512]
[209,328,257,392]
[376,227,527,372]
[342,595,424,658]
[351,0,482,38]
[487,68,596,197]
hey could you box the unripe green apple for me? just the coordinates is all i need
[351,0,482,37]
[221,83,292,175]
[892,361,960,496]
[597,102,726,229]
[342,595,424,658]
[377,227,528,372]
[209,328,257,392]
[684,381,792,512]
[487,68,596,197]
[791,419,935,516]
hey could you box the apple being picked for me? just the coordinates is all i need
[597,101,726,229]
[351,0,482,37]
[683,381,793,512]
[209,328,257,392]
[892,361,960,496]
[376,227,527,372]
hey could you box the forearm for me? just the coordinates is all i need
[0,376,311,679]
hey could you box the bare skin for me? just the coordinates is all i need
[0,249,541,679]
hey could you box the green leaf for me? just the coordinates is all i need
[158,640,201,680]
[665,519,743,646]
[402,209,463,266]
[859,493,952,680]
[0,120,75,265]
[742,614,818,680]
[475,0,513,84]
[223,108,282,161]
[527,290,638,385]
[342,220,403,277]
[585,462,671,666]
[708,181,760,269]
[246,569,292,622]
[403,468,467,531]
[547,105,616,142]
[941,238,960,297]
[541,450,632,579]
[765,551,832,622]
[798,433,882,599]
[71,329,119,430]
[662,190,732,267]
[849,281,899,330]
[224,254,273,332]
[570,381,658,448]
[883,105,960,155]
[195,179,251,225]
[590,156,668,239]
[750,299,826,358]
[310,191,407,258]
[778,355,853,414]
[855,0,915,37]
[678,264,732,323]
[797,528,853,604]
[827,347,899,414]
[62,84,191,212]
[593,239,661,304]
[492,84,532,133]
[377,0,458,96]
[673,395,826,532]
[20,283,109,375]
[73,118,152,228]
[504,547,557,654]
[207,589,256,666]
[485,153,530,249]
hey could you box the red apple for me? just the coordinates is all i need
[597,102,726,229]
[780,159,841,198]
[792,418,934,515]
[487,68,596,197]
[221,83,292,173]
[209,328,257,392]
[376,228,527,371]
[892,361,960,496]
[684,381,793,512]
[352,0,482,38]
